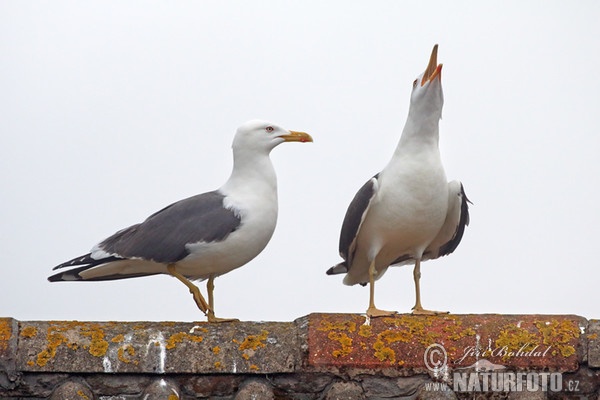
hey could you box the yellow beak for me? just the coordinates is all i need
[281,130,313,143]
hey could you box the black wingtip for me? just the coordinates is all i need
[52,253,95,270]
[48,265,89,282]
[326,263,348,275]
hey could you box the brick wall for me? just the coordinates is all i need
[1,314,598,399]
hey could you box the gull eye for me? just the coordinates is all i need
[412,79,418,88]
[265,126,274,133]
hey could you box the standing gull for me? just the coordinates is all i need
[49,120,312,322]
[327,45,470,316]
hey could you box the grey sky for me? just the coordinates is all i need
[1,1,599,322]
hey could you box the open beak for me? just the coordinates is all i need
[422,44,443,86]
[280,130,313,143]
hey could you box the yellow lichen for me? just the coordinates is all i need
[381,315,440,346]
[20,326,38,338]
[167,394,179,400]
[358,324,373,338]
[373,339,396,363]
[214,361,222,369]
[535,320,579,358]
[378,329,412,344]
[318,320,357,333]
[588,333,598,340]
[242,353,250,360]
[77,389,90,399]
[165,332,204,350]
[237,330,269,351]
[249,364,260,371]
[27,360,34,367]
[495,325,539,361]
[328,331,353,358]
[443,320,476,341]
[212,346,221,354]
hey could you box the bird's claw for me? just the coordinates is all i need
[366,307,397,318]
[411,306,449,316]
[207,310,238,323]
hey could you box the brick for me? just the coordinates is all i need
[307,313,585,372]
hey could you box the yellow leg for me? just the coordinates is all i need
[366,260,396,318]
[167,265,209,316]
[205,275,238,323]
[411,259,448,315]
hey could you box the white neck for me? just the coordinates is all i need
[395,112,440,156]
[220,147,278,201]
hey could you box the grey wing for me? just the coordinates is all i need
[96,190,241,263]
[327,174,379,275]
[424,181,471,260]
[51,190,242,276]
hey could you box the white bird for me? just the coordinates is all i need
[49,120,312,322]
[327,45,470,317]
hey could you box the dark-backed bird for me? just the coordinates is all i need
[49,120,312,322]
[327,45,470,317]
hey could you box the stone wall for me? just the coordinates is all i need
[1,314,598,399]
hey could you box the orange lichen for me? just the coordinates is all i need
[20,325,38,338]
[0,319,11,351]
[212,346,221,354]
[214,361,223,369]
[167,394,179,400]
[165,332,204,350]
[117,344,138,365]
[328,331,353,358]
[588,333,599,340]
[80,324,109,357]
[249,364,260,371]
[36,327,68,367]
[77,389,90,399]
[237,330,269,351]
[111,334,125,343]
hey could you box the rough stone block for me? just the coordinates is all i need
[0,318,19,390]
[324,381,364,400]
[16,320,300,374]
[588,319,600,368]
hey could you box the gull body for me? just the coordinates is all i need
[328,45,470,316]
[50,120,313,322]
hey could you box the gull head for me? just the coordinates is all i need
[232,120,313,154]
[408,44,444,121]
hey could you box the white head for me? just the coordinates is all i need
[232,119,312,155]
[408,44,444,122]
